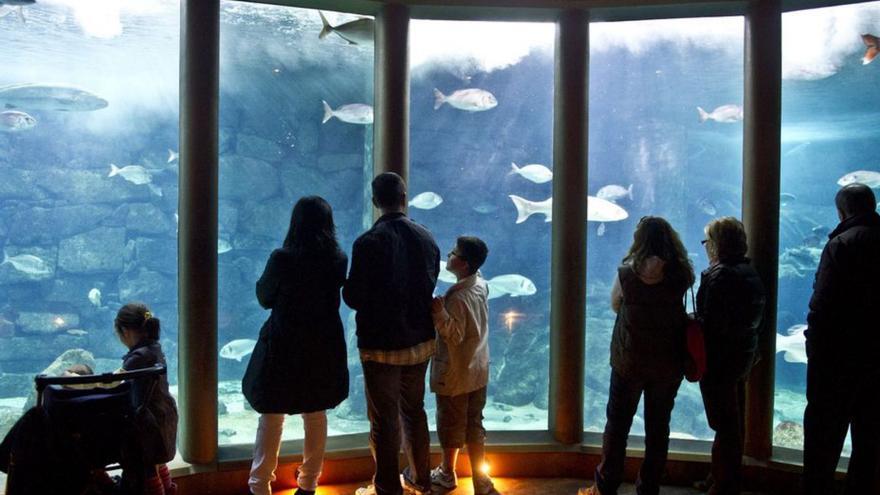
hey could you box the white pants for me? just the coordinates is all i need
[248,411,328,495]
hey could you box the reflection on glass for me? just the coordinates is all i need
[585,17,744,441]
[0,0,180,445]
[410,20,554,431]
[218,3,373,444]
[775,2,880,454]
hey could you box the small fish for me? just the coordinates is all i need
[472,203,498,214]
[218,238,232,254]
[88,288,101,307]
[167,149,178,163]
[837,170,880,188]
[486,274,537,299]
[697,197,718,216]
[862,34,879,65]
[597,222,606,237]
[596,184,634,203]
[318,11,374,45]
[433,88,498,112]
[437,260,458,284]
[108,163,152,185]
[697,104,743,123]
[322,100,373,125]
[509,195,629,224]
[409,192,443,210]
[67,329,88,336]
[510,195,553,223]
[0,110,35,132]
[219,338,257,362]
[509,162,553,184]
[776,324,807,364]
[780,192,797,206]
[1,250,51,276]
[0,83,108,112]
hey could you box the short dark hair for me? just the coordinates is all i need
[372,172,406,210]
[835,183,876,218]
[456,236,489,274]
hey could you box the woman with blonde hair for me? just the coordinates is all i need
[694,217,765,494]
[585,216,694,495]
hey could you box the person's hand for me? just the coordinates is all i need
[431,296,445,313]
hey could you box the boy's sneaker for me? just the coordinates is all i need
[473,474,500,495]
[401,466,430,495]
[429,466,457,489]
[355,485,377,495]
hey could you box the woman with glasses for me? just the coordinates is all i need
[584,216,694,495]
[694,217,765,495]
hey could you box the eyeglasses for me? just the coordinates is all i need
[448,250,464,259]
[701,239,709,245]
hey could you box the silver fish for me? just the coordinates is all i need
[218,238,233,254]
[837,170,880,188]
[486,274,537,299]
[409,192,443,210]
[108,163,152,185]
[2,251,51,276]
[776,324,807,364]
[509,195,628,224]
[318,11,374,45]
[219,339,257,362]
[697,104,743,123]
[0,83,108,112]
[322,100,373,125]
[433,88,497,112]
[0,110,36,132]
[596,184,633,203]
[167,149,178,163]
[88,288,101,307]
[509,162,552,184]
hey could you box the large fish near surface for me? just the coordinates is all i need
[322,100,373,124]
[0,110,36,132]
[862,33,879,65]
[838,170,880,188]
[509,195,628,224]
[776,324,807,364]
[0,83,108,112]
[318,11,374,45]
[697,104,743,123]
[433,88,497,112]
[486,274,537,299]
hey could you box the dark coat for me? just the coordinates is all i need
[243,246,349,414]
[610,264,688,382]
[696,257,766,382]
[806,211,880,370]
[343,212,440,350]
[122,339,178,465]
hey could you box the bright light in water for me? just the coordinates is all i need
[480,461,491,475]
[53,316,65,327]
[501,310,524,333]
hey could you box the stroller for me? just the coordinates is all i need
[0,364,167,495]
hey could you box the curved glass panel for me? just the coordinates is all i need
[774,1,880,454]
[0,0,180,445]
[585,17,744,441]
[218,3,373,444]
[409,20,554,431]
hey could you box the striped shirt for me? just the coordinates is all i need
[359,338,436,366]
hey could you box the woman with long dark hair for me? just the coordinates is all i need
[243,196,349,495]
[584,216,695,495]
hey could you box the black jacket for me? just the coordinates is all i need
[806,211,880,369]
[696,257,766,382]
[122,339,178,464]
[245,246,349,414]
[343,212,440,350]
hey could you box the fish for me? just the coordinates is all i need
[862,34,879,65]
[1,250,51,276]
[697,104,743,123]
[472,203,498,214]
[776,324,807,364]
[67,329,88,336]
[509,162,552,184]
[0,83,108,112]
[437,260,458,284]
[596,184,634,203]
[509,195,628,224]
[217,238,232,254]
[837,170,880,188]
[433,88,498,112]
[88,288,101,307]
[486,274,537,299]
[597,222,606,237]
[697,197,718,216]
[409,192,443,210]
[811,225,831,237]
[322,100,373,125]
[219,339,257,362]
[108,163,152,185]
[318,11,374,45]
[167,149,178,163]
[780,192,797,205]
[0,110,35,132]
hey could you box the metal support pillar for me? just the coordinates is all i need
[373,3,410,191]
[179,0,220,465]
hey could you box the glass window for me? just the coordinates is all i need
[0,0,180,443]
[585,17,745,441]
[774,1,880,454]
[218,3,373,444]
[409,20,554,430]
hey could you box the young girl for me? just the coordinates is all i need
[115,302,179,495]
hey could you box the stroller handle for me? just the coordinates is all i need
[34,363,167,392]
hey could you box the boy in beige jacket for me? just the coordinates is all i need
[429,236,498,495]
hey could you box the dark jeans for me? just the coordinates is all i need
[595,370,682,495]
[803,361,880,495]
[699,378,746,495]
[362,360,431,495]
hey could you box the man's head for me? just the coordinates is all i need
[835,183,877,221]
[371,172,406,213]
[449,236,489,277]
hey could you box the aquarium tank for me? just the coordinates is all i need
[0,0,878,465]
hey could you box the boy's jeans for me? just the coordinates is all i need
[249,411,328,495]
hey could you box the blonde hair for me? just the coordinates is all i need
[704,217,748,262]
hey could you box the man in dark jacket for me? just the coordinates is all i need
[344,172,440,495]
[803,183,880,495]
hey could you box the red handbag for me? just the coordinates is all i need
[684,286,706,382]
